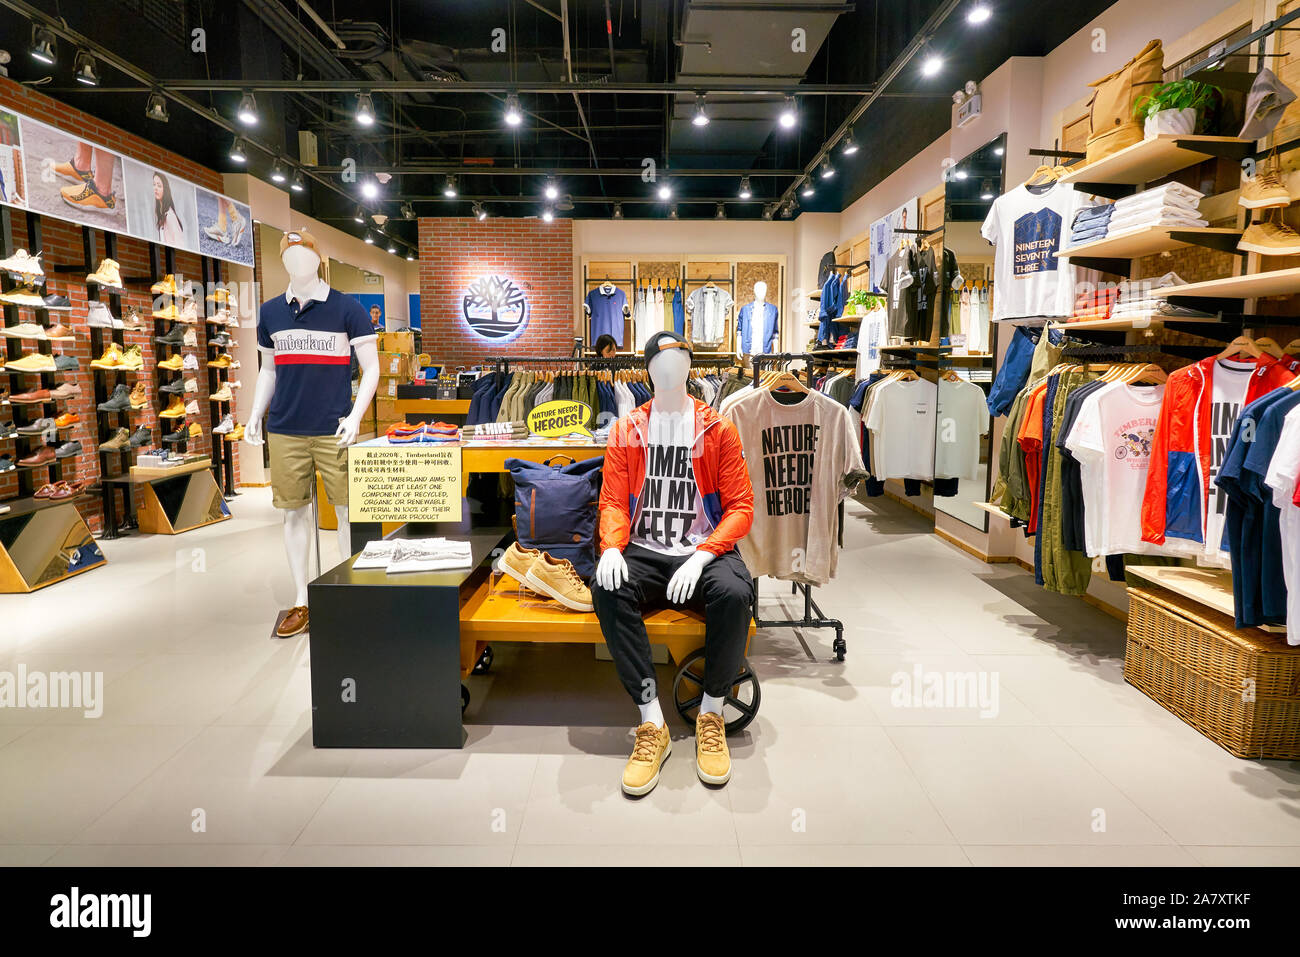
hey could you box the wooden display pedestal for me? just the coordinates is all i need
[135,465,230,535]
[0,498,107,593]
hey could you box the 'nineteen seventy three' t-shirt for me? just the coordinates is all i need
[257,285,376,435]
[980,182,1083,321]
[632,409,711,557]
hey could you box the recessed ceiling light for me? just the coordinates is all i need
[692,93,710,127]
[738,177,752,200]
[779,96,797,129]
[968,5,992,24]
[921,55,943,77]
[237,90,259,126]
[504,93,523,127]
[355,92,376,127]
[74,51,99,86]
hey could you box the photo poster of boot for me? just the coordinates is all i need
[0,108,26,209]
[196,188,254,266]
[19,115,129,233]
[123,158,199,253]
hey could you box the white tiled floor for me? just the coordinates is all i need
[2,487,1298,866]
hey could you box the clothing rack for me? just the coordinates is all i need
[745,352,848,661]
[1028,147,1086,161]
[893,227,944,237]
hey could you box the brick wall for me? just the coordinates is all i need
[0,78,240,530]
[418,218,575,366]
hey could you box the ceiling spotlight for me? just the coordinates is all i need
[715,204,726,220]
[228,138,248,164]
[406,251,416,262]
[668,205,678,220]
[542,208,555,222]
[980,179,994,200]
[145,91,169,123]
[819,157,835,179]
[762,204,775,221]
[236,90,259,126]
[968,4,992,24]
[387,240,398,254]
[779,96,797,129]
[442,176,457,198]
[738,176,752,200]
[353,205,366,225]
[269,161,287,184]
[73,51,99,86]
[921,55,943,78]
[801,179,815,198]
[953,168,968,180]
[473,202,487,221]
[401,202,415,220]
[842,130,859,155]
[355,92,376,127]
[364,230,376,245]
[781,202,794,219]
[692,93,710,127]
[362,177,380,200]
[29,25,55,66]
[504,93,523,127]
[612,203,623,220]
[543,178,559,201]
[290,170,305,192]
[657,182,672,200]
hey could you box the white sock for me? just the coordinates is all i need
[700,693,725,717]
[638,698,665,727]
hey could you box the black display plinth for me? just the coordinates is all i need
[307,526,507,749]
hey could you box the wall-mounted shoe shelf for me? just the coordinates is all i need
[1057,134,1252,198]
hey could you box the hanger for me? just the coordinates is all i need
[1025,164,1059,187]
[1216,334,1262,362]
[1285,338,1300,356]
[1255,336,1285,359]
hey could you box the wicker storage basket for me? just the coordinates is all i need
[1125,587,1300,760]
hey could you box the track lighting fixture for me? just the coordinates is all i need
[779,96,797,129]
[668,205,678,220]
[921,55,943,78]
[801,179,815,198]
[442,176,457,198]
[29,25,55,66]
[355,92,376,127]
[762,204,775,221]
[968,4,991,24]
[543,178,560,201]
[236,90,259,126]
[401,202,415,220]
[980,179,994,200]
[364,230,376,245]
[73,51,99,86]
[386,240,398,254]
[819,157,835,179]
[362,176,380,200]
[692,93,710,127]
[145,91,169,123]
[504,94,523,127]
[542,208,555,222]
[841,130,859,155]
[715,204,726,220]
[406,250,417,261]
[473,202,487,221]
[657,182,672,200]
[290,170,305,192]
[781,202,794,219]
[738,177,752,200]
[269,161,286,184]
[353,206,366,225]
[612,204,623,220]
[228,138,247,164]
[953,168,967,180]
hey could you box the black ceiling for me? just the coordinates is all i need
[0,0,1119,251]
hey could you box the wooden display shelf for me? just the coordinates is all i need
[128,456,211,482]
[1057,134,1251,188]
[459,442,605,486]
[1047,313,1221,331]
[1152,268,1300,300]
[394,398,471,417]
[1056,226,1242,262]
[973,501,1023,528]
[1127,565,1286,635]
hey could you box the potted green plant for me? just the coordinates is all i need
[1135,79,1220,137]
[846,288,875,316]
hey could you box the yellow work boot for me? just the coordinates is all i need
[695,711,731,785]
[622,722,671,796]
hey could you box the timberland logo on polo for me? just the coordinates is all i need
[270,329,348,362]
[49,887,151,938]
[0,665,103,718]
[889,664,1000,718]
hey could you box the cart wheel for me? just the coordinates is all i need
[833,635,847,662]
[473,645,494,675]
[672,649,760,735]
[461,684,470,713]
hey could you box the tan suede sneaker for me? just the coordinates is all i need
[498,541,542,588]
[695,711,731,785]
[1240,167,1292,209]
[1239,219,1300,256]
[524,552,594,611]
[622,722,671,796]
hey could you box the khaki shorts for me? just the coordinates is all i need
[268,432,349,510]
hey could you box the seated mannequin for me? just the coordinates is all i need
[244,230,380,637]
[594,331,755,796]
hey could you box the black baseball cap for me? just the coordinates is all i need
[644,330,692,365]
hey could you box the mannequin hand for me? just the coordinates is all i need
[244,418,265,446]
[666,549,714,604]
[335,415,361,448]
[596,548,627,592]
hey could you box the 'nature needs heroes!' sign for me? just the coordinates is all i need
[527,400,592,438]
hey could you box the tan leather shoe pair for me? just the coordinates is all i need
[621,711,731,796]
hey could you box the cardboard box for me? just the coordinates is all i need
[375,397,402,428]
[378,351,411,378]
[379,331,415,354]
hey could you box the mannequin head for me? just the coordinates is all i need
[279,230,322,284]
[645,331,692,396]
[753,280,767,303]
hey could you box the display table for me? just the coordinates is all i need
[459,439,605,485]
[102,459,230,535]
[0,495,106,592]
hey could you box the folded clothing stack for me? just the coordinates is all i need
[464,420,529,441]
[1068,285,1120,322]
[1109,271,1213,320]
[1070,203,1114,245]
[386,421,461,444]
[1107,182,1207,233]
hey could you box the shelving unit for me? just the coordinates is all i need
[1057,134,1252,197]
[202,257,236,496]
[1152,268,1300,301]
[1056,225,1244,276]
[1047,313,1222,332]
[1127,565,1286,636]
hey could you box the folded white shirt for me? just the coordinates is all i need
[1112,193,1202,217]
[1107,208,1208,230]
[1114,182,1204,206]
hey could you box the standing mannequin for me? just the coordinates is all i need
[245,230,380,637]
[594,331,755,796]
[738,280,779,355]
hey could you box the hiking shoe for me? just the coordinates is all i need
[183,378,198,394]
[160,378,186,395]
[120,345,144,371]
[188,421,202,438]
[152,302,179,321]
[0,249,43,276]
[213,413,234,434]
[207,353,232,369]
[1240,167,1293,209]
[128,426,152,447]
[122,306,146,331]
[98,427,130,451]
[226,423,245,442]
[498,542,543,588]
[54,353,80,372]
[150,274,178,296]
[162,420,191,442]
[90,343,125,369]
[179,299,199,324]
[129,382,148,410]
[524,552,594,612]
[157,353,184,371]
[695,711,731,785]
[86,258,123,288]
[0,286,46,307]
[159,397,186,419]
[87,302,122,328]
[184,399,200,416]
[622,722,671,796]
[209,384,232,403]
[182,327,198,347]
[2,322,48,340]
[5,352,56,373]
[97,383,131,412]
[1239,220,1300,256]
[155,324,186,345]
[182,354,199,371]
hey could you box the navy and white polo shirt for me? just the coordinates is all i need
[257,283,376,435]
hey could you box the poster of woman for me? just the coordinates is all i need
[123,159,199,252]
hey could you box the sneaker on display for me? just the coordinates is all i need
[1239,219,1300,256]
[213,413,234,434]
[182,354,199,371]
[0,249,43,276]
[42,294,73,311]
[87,301,122,329]
[0,286,47,307]
[54,353,80,372]
[1240,166,1293,209]
[2,322,48,341]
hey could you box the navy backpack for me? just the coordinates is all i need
[505,455,604,577]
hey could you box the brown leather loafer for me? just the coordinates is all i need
[9,389,52,404]
[18,446,55,467]
[275,606,309,638]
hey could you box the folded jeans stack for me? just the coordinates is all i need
[1106,182,1207,233]
[1070,203,1114,245]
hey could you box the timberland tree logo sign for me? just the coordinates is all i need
[463,275,529,340]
